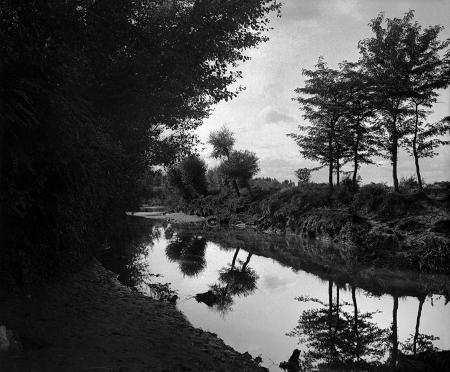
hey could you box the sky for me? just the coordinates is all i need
[196,0,450,184]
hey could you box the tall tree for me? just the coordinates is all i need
[0,0,281,286]
[358,11,416,191]
[208,126,236,159]
[403,117,450,192]
[339,61,380,186]
[208,125,240,196]
[219,150,260,197]
[290,58,348,190]
[180,155,209,196]
[401,20,450,192]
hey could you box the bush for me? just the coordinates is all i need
[167,167,190,199]
[180,156,208,196]
[399,175,420,193]
[166,156,209,199]
[219,150,260,187]
[352,183,390,213]
[333,177,359,205]
[295,168,312,184]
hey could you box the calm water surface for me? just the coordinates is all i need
[102,219,450,371]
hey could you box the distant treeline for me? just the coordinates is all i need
[289,11,450,192]
[0,0,281,288]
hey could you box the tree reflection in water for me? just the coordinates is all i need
[195,249,259,315]
[165,233,207,277]
[101,221,161,289]
[287,280,388,370]
[400,295,440,355]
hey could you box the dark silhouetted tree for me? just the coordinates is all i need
[208,126,236,159]
[295,168,312,185]
[339,61,381,186]
[403,116,450,192]
[0,0,281,287]
[288,282,387,369]
[358,11,417,191]
[180,155,208,196]
[400,19,450,192]
[165,233,207,277]
[290,58,348,190]
[208,125,242,196]
[219,150,260,196]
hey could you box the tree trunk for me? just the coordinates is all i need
[336,286,340,318]
[413,296,425,355]
[392,114,399,192]
[412,103,424,193]
[241,253,252,271]
[231,248,240,269]
[328,136,334,191]
[352,287,360,361]
[336,157,340,186]
[352,130,360,186]
[0,60,3,252]
[392,296,399,367]
[333,285,340,339]
[246,182,253,197]
[328,280,333,360]
[232,179,240,197]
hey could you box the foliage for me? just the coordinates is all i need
[289,58,346,189]
[167,166,191,199]
[206,167,224,192]
[165,233,207,277]
[219,150,260,187]
[180,156,208,196]
[1,0,281,288]
[295,168,312,184]
[289,11,449,192]
[401,334,440,354]
[208,126,236,159]
[358,10,450,191]
[288,287,388,368]
[399,175,420,192]
[404,117,450,163]
[352,183,391,214]
[167,156,208,198]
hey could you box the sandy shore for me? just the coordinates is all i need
[126,205,205,224]
[0,260,266,372]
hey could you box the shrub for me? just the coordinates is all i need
[399,175,420,193]
[166,156,209,199]
[219,150,260,188]
[295,168,312,184]
[180,156,208,196]
[167,166,190,198]
[352,183,390,213]
[333,177,359,205]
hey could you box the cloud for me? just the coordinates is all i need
[280,0,324,23]
[262,275,291,291]
[198,0,450,184]
[257,106,297,125]
[258,157,305,180]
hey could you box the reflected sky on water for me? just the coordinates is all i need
[102,221,450,371]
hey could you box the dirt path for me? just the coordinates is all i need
[0,260,266,372]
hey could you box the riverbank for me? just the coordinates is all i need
[160,182,450,274]
[157,222,450,299]
[0,259,266,372]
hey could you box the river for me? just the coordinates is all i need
[101,217,450,371]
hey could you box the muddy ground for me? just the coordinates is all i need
[0,259,265,372]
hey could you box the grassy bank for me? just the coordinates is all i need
[157,180,450,273]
